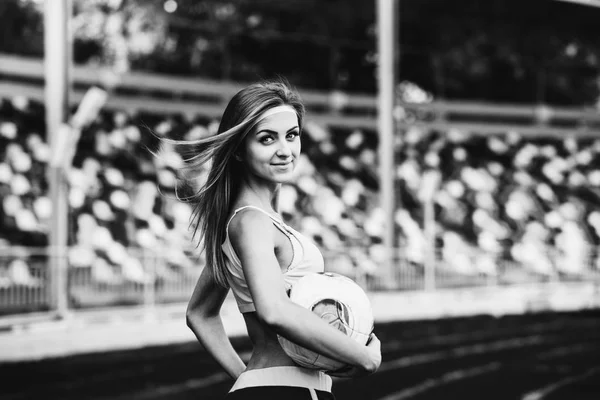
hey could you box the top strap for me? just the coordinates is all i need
[225,205,288,237]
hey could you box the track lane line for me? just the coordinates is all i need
[106,351,253,400]
[110,372,232,400]
[535,342,600,360]
[378,334,546,372]
[376,362,502,400]
[382,318,600,353]
[521,366,600,400]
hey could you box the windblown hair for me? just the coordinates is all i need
[164,79,305,287]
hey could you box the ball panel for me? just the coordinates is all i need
[276,339,322,368]
[311,353,345,372]
[311,298,350,335]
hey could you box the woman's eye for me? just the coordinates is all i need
[260,136,274,144]
[287,131,300,140]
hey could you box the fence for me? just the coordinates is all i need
[1,245,599,324]
[0,246,200,317]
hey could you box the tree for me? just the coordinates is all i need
[399,0,600,105]
[2,0,599,105]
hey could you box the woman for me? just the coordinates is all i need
[180,79,381,399]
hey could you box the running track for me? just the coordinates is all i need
[1,310,599,400]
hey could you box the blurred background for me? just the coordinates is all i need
[1,0,600,399]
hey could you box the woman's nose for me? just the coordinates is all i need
[276,141,292,157]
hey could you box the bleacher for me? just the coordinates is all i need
[1,54,600,316]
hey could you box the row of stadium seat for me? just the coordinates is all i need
[1,94,599,293]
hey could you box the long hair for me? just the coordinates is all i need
[165,79,305,287]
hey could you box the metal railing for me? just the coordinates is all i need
[2,246,598,323]
[324,247,600,292]
[0,246,200,318]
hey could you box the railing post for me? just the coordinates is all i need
[420,170,440,291]
[58,246,70,317]
[550,247,560,283]
[487,254,499,287]
[143,249,157,321]
[47,246,69,318]
[355,251,369,291]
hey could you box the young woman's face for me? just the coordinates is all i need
[241,108,301,184]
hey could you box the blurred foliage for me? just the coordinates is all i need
[0,0,43,56]
[1,0,600,106]
[402,0,600,106]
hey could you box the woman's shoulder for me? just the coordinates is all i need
[227,205,277,243]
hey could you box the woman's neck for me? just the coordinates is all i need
[237,181,281,213]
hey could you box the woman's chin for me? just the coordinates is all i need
[273,171,297,183]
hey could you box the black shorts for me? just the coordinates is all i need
[225,386,335,400]
[226,366,334,399]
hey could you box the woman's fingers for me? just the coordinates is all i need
[367,333,380,348]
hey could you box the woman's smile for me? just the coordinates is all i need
[272,161,293,167]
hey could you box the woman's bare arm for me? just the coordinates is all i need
[229,210,381,376]
[186,265,246,379]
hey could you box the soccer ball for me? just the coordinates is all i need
[278,272,374,371]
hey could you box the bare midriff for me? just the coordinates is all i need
[242,312,299,371]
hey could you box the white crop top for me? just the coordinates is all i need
[221,205,325,313]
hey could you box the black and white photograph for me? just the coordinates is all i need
[1,0,599,399]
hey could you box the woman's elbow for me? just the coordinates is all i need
[185,305,206,328]
[186,303,221,327]
[185,311,194,328]
[185,308,198,330]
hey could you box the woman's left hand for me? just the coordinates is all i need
[326,333,381,378]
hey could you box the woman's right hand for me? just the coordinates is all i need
[327,333,382,378]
